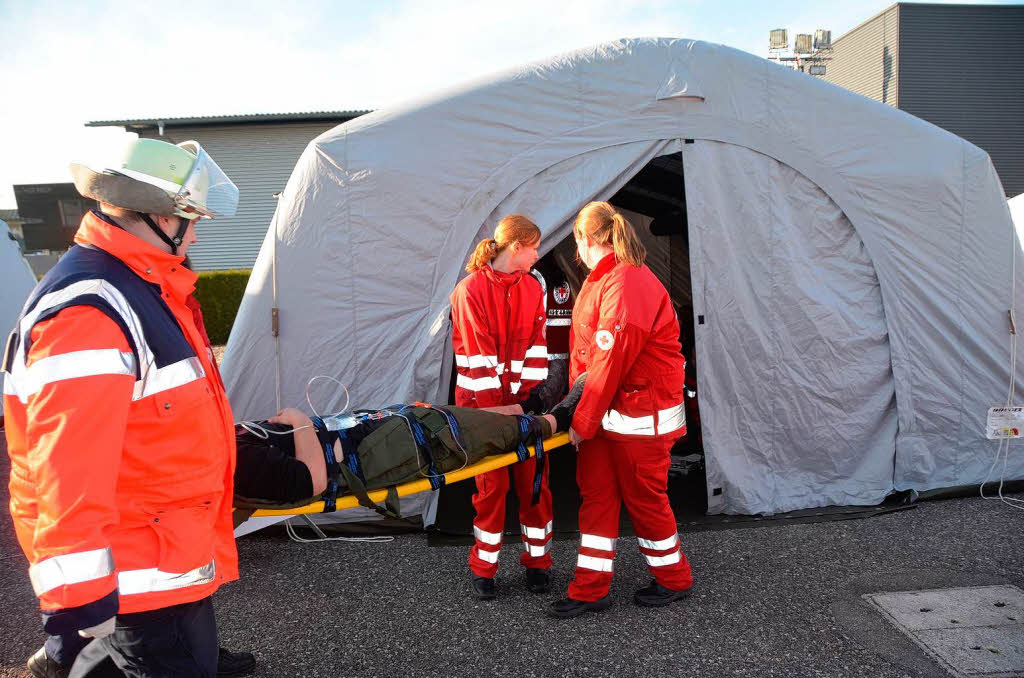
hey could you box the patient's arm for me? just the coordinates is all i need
[269,408,328,495]
[481,404,559,433]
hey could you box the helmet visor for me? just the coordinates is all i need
[177,142,239,218]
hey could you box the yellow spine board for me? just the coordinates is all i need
[252,432,572,517]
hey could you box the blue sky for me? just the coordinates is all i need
[1,0,1019,209]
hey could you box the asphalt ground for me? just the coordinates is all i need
[1,441,1022,677]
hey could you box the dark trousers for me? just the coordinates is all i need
[69,597,218,678]
[45,631,90,666]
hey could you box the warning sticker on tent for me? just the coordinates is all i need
[986,406,1024,439]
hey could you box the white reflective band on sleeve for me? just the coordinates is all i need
[601,404,686,436]
[29,548,115,596]
[510,360,524,374]
[524,541,551,557]
[132,356,205,400]
[510,382,522,394]
[454,354,498,370]
[473,525,503,545]
[580,534,616,551]
[7,349,135,402]
[520,521,553,540]
[576,554,614,572]
[547,318,571,327]
[520,367,548,381]
[644,550,682,567]
[475,548,500,564]
[456,374,501,392]
[117,560,216,595]
[524,345,547,359]
[637,534,679,551]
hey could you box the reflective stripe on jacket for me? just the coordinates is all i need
[450,266,547,407]
[2,211,238,629]
[569,253,686,441]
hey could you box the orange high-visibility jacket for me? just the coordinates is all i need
[2,211,238,634]
[450,266,547,408]
[569,253,687,441]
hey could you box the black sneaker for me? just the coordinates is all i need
[545,595,611,619]
[27,647,67,678]
[471,575,497,600]
[633,579,692,607]
[525,568,552,594]
[217,646,256,677]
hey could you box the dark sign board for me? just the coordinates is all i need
[13,183,96,252]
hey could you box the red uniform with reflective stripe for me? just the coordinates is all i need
[567,253,692,601]
[3,212,239,623]
[450,265,552,577]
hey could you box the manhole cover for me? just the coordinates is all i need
[864,585,1024,677]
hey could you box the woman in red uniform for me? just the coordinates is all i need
[548,202,694,618]
[451,215,553,599]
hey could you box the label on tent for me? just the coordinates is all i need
[986,406,1024,439]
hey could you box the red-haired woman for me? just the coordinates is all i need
[548,202,694,618]
[451,214,552,599]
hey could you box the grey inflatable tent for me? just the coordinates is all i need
[0,220,37,415]
[222,38,1023,516]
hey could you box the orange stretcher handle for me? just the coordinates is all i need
[251,432,571,517]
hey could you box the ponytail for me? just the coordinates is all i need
[573,201,646,267]
[465,215,540,273]
[466,238,498,273]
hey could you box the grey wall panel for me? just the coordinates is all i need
[898,4,1024,197]
[821,5,899,106]
[141,122,340,270]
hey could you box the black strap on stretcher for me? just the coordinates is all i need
[311,415,401,518]
[514,415,546,505]
[390,410,446,491]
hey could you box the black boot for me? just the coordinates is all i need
[471,575,497,600]
[547,372,587,432]
[546,595,611,619]
[633,579,692,607]
[525,568,552,594]
[217,647,256,677]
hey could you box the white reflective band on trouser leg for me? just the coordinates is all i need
[29,548,115,596]
[520,367,548,381]
[637,534,679,551]
[580,534,616,551]
[475,548,500,564]
[473,525,503,545]
[524,541,551,557]
[601,404,686,436]
[644,550,682,568]
[576,554,614,572]
[117,560,216,595]
[520,521,553,540]
[456,374,501,392]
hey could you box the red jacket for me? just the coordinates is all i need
[450,266,547,407]
[570,254,686,441]
[3,211,238,632]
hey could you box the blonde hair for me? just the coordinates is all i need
[573,201,646,267]
[466,214,541,273]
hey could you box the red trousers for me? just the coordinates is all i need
[568,436,693,601]
[468,457,553,578]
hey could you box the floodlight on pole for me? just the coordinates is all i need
[769,28,788,51]
[813,29,832,51]
[794,34,812,54]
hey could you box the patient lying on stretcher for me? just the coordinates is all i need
[233,375,585,507]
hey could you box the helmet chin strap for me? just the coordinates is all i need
[139,214,190,256]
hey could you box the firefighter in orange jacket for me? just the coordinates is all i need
[3,138,240,676]
[547,202,694,619]
[450,215,553,600]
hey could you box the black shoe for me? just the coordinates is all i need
[471,575,497,600]
[27,647,67,678]
[217,647,256,677]
[546,595,611,619]
[525,568,552,594]
[633,579,692,607]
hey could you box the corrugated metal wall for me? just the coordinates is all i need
[821,5,899,106]
[141,122,339,270]
[898,4,1024,197]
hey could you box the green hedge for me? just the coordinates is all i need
[193,269,251,345]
